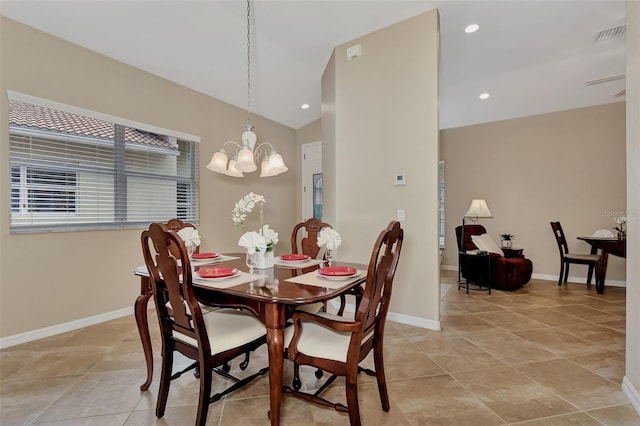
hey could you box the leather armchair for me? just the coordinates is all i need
[455,225,532,291]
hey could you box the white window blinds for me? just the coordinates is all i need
[8,95,199,232]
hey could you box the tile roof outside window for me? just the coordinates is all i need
[8,99,177,151]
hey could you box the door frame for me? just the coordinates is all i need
[301,141,322,221]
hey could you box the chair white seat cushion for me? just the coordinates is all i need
[284,312,372,363]
[293,302,324,314]
[565,253,600,262]
[173,309,265,355]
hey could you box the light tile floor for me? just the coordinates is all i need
[2,271,639,425]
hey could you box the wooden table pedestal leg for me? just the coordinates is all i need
[134,277,154,391]
[264,303,286,425]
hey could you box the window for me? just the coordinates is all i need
[312,173,323,220]
[8,94,200,232]
[11,164,78,214]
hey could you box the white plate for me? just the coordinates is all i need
[316,271,361,281]
[195,271,241,281]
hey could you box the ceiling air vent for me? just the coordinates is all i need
[595,25,626,42]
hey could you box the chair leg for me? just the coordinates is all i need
[195,361,212,426]
[156,349,173,418]
[345,376,361,426]
[563,263,570,284]
[292,363,302,391]
[239,351,250,370]
[558,263,565,286]
[586,264,594,287]
[337,294,347,316]
[373,341,390,412]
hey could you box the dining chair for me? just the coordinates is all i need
[291,218,356,315]
[165,218,200,253]
[550,221,601,287]
[284,221,404,426]
[291,217,333,259]
[142,222,268,426]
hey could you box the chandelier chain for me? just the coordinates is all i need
[246,0,251,126]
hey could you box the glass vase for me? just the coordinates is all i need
[254,243,274,269]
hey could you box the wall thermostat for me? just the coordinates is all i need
[394,174,406,186]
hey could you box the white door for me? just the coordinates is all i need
[301,142,322,221]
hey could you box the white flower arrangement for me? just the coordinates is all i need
[233,193,279,254]
[259,224,279,246]
[176,227,201,254]
[317,227,341,250]
[238,231,267,255]
[613,216,627,233]
[232,192,266,227]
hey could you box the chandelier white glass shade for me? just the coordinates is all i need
[206,0,288,178]
[207,125,288,178]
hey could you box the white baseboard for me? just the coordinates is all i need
[441,265,626,288]
[532,273,626,288]
[342,304,441,331]
[0,306,133,349]
[388,311,441,331]
[622,376,640,415]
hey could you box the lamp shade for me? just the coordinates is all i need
[268,152,287,174]
[465,199,492,218]
[235,146,257,172]
[226,158,244,177]
[260,159,277,177]
[207,150,229,173]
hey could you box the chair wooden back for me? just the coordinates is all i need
[356,221,404,338]
[291,218,333,259]
[550,221,569,257]
[141,222,210,357]
[165,218,196,231]
[165,218,200,254]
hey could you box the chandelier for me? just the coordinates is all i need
[207,0,288,178]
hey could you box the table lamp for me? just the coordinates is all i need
[460,199,493,252]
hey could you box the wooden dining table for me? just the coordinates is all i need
[134,253,367,425]
[577,236,626,294]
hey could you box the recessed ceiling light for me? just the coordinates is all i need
[479,93,490,100]
[301,104,310,110]
[465,24,479,34]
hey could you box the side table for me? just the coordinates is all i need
[502,247,524,257]
[457,251,491,294]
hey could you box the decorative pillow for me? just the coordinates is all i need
[471,233,504,256]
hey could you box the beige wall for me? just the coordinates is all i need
[440,102,627,283]
[0,18,297,338]
[322,10,441,326]
[624,0,640,410]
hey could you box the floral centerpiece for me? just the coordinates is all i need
[233,192,279,268]
[176,227,201,255]
[317,227,341,265]
[613,216,626,239]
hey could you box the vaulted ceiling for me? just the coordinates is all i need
[1,0,627,130]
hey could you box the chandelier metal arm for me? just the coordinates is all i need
[219,140,243,154]
[207,0,288,178]
[253,142,275,160]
